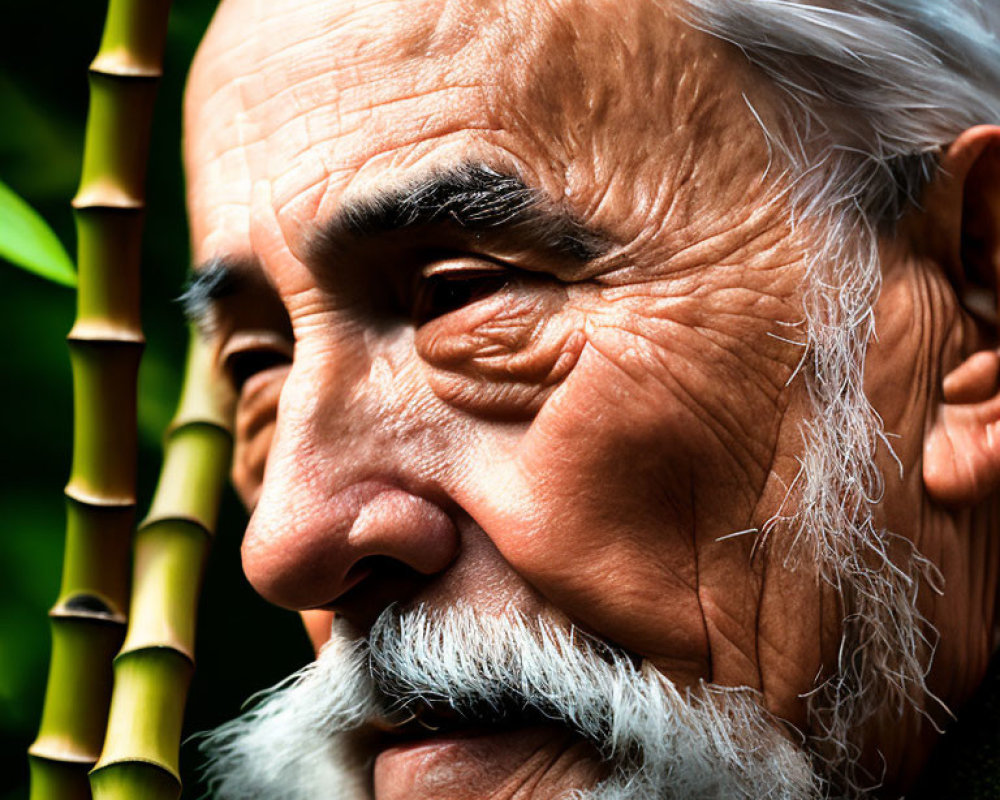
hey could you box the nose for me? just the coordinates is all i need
[241,358,460,613]
[244,479,459,610]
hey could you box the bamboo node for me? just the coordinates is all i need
[72,187,144,210]
[90,756,181,784]
[167,417,233,440]
[64,484,137,509]
[52,594,127,625]
[64,594,118,616]
[114,643,195,668]
[137,514,212,539]
[90,54,163,79]
[28,744,99,765]
[67,326,146,345]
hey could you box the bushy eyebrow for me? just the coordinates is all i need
[306,163,610,265]
[182,165,609,334]
[179,257,244,336]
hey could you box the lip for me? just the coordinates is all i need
[381,724,527,752]
[372,724,595,799]
[376,722,558,766]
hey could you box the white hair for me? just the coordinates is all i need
[198,628,377,800]
[199,605,821,800]
[681,0,1000,219]
[681,0,1000,788]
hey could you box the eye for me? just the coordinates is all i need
[220,334,293,393]
[412,261,509,324]
[225,349,291,391]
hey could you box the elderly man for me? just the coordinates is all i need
[182,0,1000,797]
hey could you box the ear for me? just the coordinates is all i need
[924,125,1000,506]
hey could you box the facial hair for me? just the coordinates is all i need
[199,604,821,800]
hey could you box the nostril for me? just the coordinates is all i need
[344,556,379,592]
[346,486,460,575]
[342,555,378,590]
[326,555,430,631]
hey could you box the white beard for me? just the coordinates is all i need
[199,605,821,800]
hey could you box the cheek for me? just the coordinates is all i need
[231,367,288,508]
[457,307,799,672]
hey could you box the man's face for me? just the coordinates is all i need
[184,0,989,796]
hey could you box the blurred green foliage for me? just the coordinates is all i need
[0,2,312,797]
[0,179,76,287]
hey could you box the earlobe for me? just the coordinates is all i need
[925,351,1000,506]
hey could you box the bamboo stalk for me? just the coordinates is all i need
[29,1,172,797]
[90,334,234,800]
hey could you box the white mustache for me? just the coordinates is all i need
[199,605,821,800]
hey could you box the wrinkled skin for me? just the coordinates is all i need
[184,0,1000,796]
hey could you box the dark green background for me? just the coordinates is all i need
[0,2,312,797]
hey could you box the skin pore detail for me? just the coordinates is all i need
[183,0,1000,797]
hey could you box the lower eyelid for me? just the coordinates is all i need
[235,365,287,445]
[416,291,538,363]
[416,285,579,379]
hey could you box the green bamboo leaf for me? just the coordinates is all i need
[0,178,76,288]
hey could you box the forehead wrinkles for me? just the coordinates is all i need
[495,0,786,260]
[186,0,544,261]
